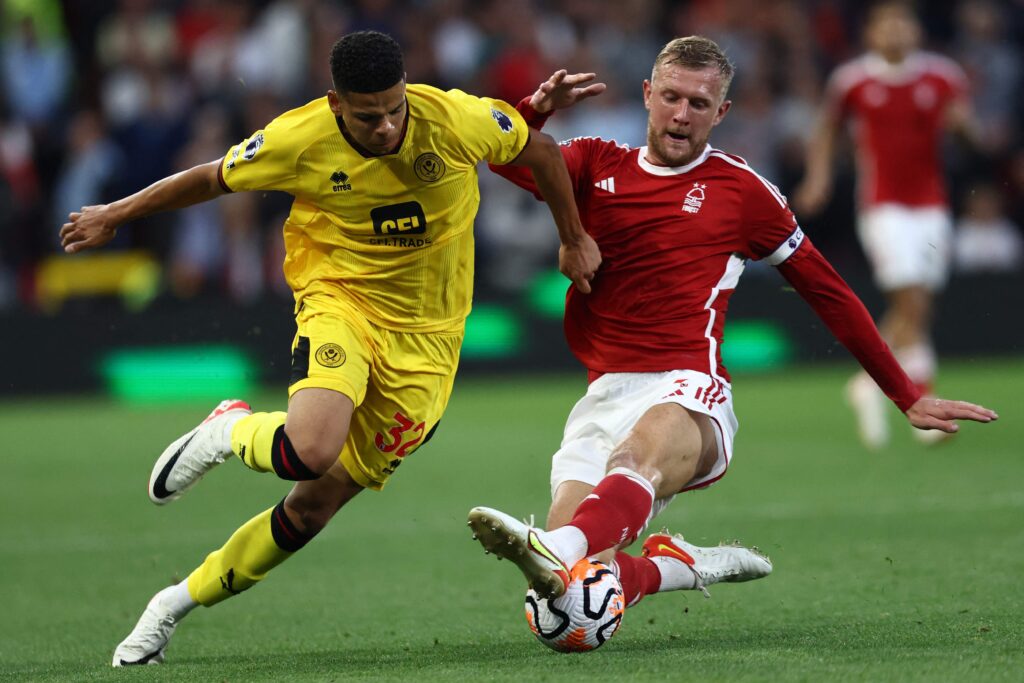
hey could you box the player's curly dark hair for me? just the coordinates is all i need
[329,31,405,93]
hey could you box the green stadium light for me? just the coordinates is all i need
[721,321,793,372]
[99,345,257,403]
[526,268,569,319]
[462,304,523,359]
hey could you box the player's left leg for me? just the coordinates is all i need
[113,462,363,666]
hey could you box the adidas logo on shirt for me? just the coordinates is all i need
[594,177,616,193]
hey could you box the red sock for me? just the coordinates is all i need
[614,552,661,607]
[568,468,654,556]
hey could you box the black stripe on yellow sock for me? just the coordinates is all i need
[270,425,318,481]
[270,499,316,552]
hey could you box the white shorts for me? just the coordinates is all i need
[857,204,952,292]
[550,370,739,517]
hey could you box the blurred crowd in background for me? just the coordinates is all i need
[2,0,1022,310]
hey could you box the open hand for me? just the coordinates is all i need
[905,396,998,434]
[60,205,120,254]
[530,70,607,114]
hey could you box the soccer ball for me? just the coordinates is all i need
[524,559,625,652]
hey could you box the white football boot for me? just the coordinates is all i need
[845,373,889,450]
[112,587,179,667]
[642,532,772,598]
[468,506,570,599]
[149,399,251,505]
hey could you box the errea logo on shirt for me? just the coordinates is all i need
[330,170,352,192]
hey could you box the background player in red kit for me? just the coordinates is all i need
[467,36,997,608]
[794,1,976,449]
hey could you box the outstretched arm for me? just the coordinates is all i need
[488,70,607,291]
[529,69,606,114]
[489,70,606,194]
[945,95,986,151]
[792,113,840,217]
[511,129,601,293]
[777,244,997,433]
[60,159,226,253]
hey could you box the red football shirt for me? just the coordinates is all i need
[491,101,921,411]
[825,51,967,208]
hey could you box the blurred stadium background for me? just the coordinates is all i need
[0,0,1021,398]
[3,2,1023,679]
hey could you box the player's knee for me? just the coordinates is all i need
[285,431,343,477]
[301,447,340,477]
[607,448,663,488]
[607,447,645,474]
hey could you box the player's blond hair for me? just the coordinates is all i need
[652,36,735,98]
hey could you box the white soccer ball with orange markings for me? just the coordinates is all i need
[524,559,625,652]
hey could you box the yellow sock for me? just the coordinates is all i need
[186,501,312,606]
[231,412,287,473]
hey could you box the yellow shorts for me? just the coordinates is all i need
[288,294,462,490]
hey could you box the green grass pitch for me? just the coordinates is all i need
[2,359,1022,682]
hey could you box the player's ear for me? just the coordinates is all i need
[327,90,344,116]
[642,79,652,110]
[714,99,732,124]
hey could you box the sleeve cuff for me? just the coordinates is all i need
[516,97,554,129]
[216,157,233,193]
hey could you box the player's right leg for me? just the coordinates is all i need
[853,205,951,448]
[149,299,373,505]
[148,399,253,505]
[147,389,356,504]
[114,460,364,666]
[880,286,953,444]
[845,372,888,450]
[545,483,771,607]
[471,375,722,598]
[232,296,378,481]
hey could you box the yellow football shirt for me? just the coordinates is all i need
[219,84,530,333]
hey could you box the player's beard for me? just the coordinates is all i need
[646,122,708,168]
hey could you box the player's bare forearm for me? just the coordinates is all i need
[945,98,983,150]
[60,160,226,253]
[794,116,838,216]
[513,129,601,292]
